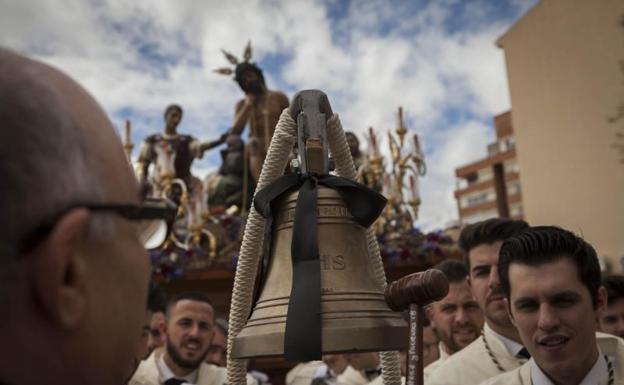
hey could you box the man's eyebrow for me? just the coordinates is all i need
[513,296,536,305]
[549,291,581,301]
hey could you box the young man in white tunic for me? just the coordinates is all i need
[480,226,624,385]
[426,218,530,385]
[423,259,484,380]
[130,292,254,385]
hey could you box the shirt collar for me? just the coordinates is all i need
[529,349,606,385]
[486,323,525,357]
[438,341,451,360]
[157,354,199,384]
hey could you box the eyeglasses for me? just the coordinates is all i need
[18,198,177,254]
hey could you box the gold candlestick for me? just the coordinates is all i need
[396,106,407,148]
[123,119,134,161]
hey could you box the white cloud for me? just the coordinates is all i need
[0,0,532,229]
[418,120,493,229]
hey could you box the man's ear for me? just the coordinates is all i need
[29,208,90,329]
[425,305,435,327]
[596,286,608,314]
[159,318,168,338]
[504,297,516,326]
[467,275,478,298]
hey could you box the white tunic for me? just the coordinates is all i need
[286,361,325,385]
[425,323,527,385]
[423,342,451,381]
[337,366,377,385]
[129,348,255,385]
[479,333,624,385]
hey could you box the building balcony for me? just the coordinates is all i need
[456,148,517,178]
[458,200,498,218]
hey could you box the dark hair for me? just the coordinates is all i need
[345,131,359,146]
[234,62,265,92]
[147,282,167,314]
[433,259,468,284]
[166,291,213,318]
[164,104,183,119]
[459,218,529,269]
[498,226,601,308]
[602,275,624,306]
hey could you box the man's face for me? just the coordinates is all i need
[599,297,624,339]
[468,241,512,328]
[165,109,182,130]
[165,300,215,370]
[205,327,227,367]
[508,258,604,379]
[240,70,262,94]
[147,311,166,354]
[428,280,484,354]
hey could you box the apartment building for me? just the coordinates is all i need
[497,0,624,268]
[454,111,523,225]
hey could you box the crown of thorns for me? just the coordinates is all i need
[213,40,255,77]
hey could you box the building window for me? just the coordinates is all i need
[503,137,515,151]
[504,160,519,174]
[507,182,521,196]
[477,169,493,182]
[467,193,489,206]
[466,172,478,185]
[510,203,524,217]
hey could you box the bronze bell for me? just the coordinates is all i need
[231,185,408,358]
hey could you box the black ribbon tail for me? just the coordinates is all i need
[284,177,322,361]
[251,173,303,318]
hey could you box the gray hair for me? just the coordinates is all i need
[0,48,110,272]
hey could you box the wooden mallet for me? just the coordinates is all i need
[385,269,449,385]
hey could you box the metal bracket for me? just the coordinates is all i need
[289,90,333,175]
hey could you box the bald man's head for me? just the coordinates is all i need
[1,49,110,245]
[0,48,150,385]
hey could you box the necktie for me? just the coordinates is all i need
[517,347,531,359]
[164,378,186,385]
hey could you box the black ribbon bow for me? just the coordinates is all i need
[254,172,387,361]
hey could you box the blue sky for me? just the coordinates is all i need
[0,0,538,229]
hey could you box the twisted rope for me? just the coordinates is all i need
[605,354,614,385]
[227,108,297,385]
[481,330,505,373]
